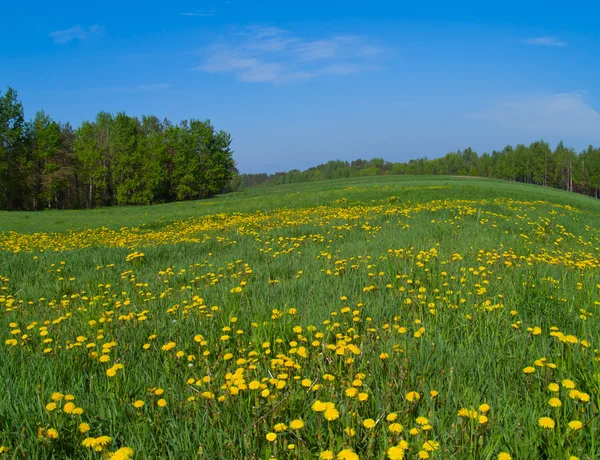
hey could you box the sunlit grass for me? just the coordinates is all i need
[1,176,599,459]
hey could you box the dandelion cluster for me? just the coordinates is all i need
[0,180,599,458]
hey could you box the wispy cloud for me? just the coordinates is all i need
[180,11,216,17]
[197,26,384,84]
[49,25,103,44]
[522,36,566,47]
[471,92,600,139]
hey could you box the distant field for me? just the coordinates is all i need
[1,176,599,459]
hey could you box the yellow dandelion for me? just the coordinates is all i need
[568,420,583,430]
[538,417,555,429]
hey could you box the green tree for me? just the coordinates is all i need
[0,87,27,209]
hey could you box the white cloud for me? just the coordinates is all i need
[522,36,566,47]
[471,92,600,139]
[49,25,103,44]
[197,26,384,84]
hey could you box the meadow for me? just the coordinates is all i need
[1,175,599,459]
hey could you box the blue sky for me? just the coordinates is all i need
[2,0,600,173]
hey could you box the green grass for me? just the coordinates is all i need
[0,175,599,459]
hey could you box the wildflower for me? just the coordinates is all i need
[274,423,287,432]
[562,379,575,389]
[358,392,369,401]
[548,397,562,408]
[386,412,398,422]
[498,453,512,460]
[388,445,406,459]
[290,419,304,430]
[46,428,59,439]
[63,402,76,414]
[266,432,277,442]
[538,417,555,429]
[478,404,490,413]
[547,383,559,392]
[406,391,420,402]
[324,407,340,421]
[423,440,439,452]
[523,367,535,374]
[320,451,334,460]
[45,402,57,411]
[108,447,134,460]
[363,418,376,429]
[82,438,96,448]
[568,420,583,430]
[337,449,359,460]
[157,399,167,407]
[94,436,112,447]
[416,416,429,425]
[388,423,403,433]
[345,387,358,397]
[79,423,90,433]
[133,400,145,408]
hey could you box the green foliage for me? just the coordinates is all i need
[0,87,236,210]
[237,142,600,202]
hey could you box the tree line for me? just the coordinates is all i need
[237,142,600,198]
[0,87,236,210]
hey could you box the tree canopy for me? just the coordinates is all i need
[0,87,236,210]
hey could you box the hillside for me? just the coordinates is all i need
[0,176,599,458]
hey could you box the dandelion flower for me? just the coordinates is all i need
[108,447,134,460]
[568,420,583,430]
[79,423,90,434]
[363,418,376,429]
[265,432,277,442]
[82,438,96,448]
[538,417,555,429]
[406,391,420,402]
[290,419,304,430]
[324,407,340,421]
[548,398,562,408]
[498,453,512,460]
[386,412,398,422]
[337,449,359,460]
[387,445,406,459]
[388,423,403,433]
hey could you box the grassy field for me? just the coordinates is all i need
[1,175,600,459]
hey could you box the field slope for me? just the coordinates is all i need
[1,176,599,459]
